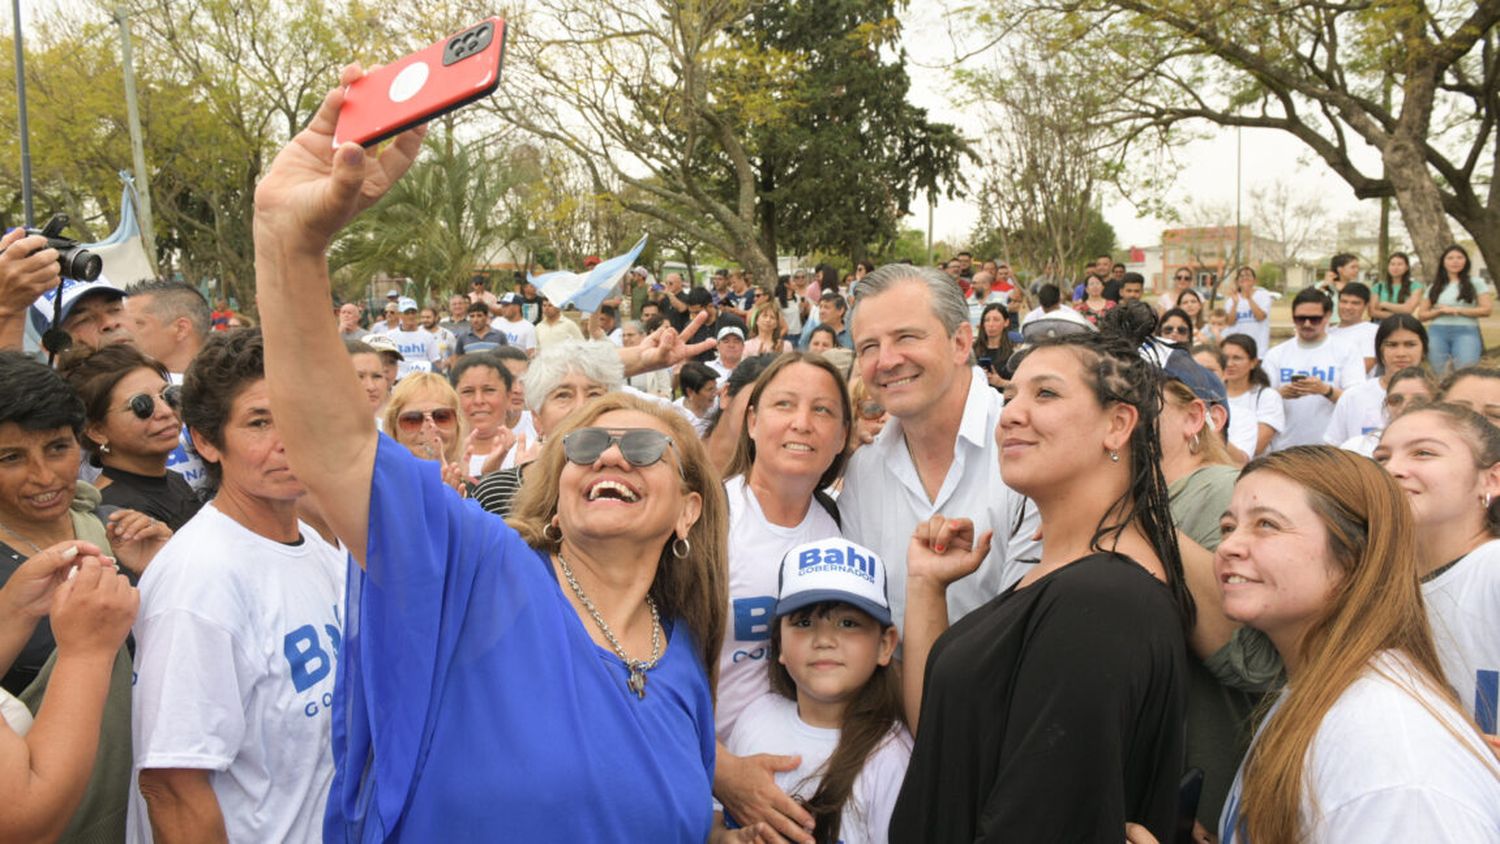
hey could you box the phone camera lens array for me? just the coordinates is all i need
[444,22,493,66]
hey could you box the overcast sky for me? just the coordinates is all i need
[897,2,1390,255]
[20,0,1396,259]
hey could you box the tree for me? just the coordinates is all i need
[332,128,525,303]
[1249,177,1330,283]
[965,0,1500,280]
[962,51,1118,279]
[729,0,969,264]
[499,0,965,287]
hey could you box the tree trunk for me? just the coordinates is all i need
[757,159,778,273]
[1384,134,1454,275]
[735,241,779,291]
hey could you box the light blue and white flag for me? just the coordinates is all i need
[529,234,647,313]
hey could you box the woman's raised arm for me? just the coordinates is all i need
[253,64,425,564]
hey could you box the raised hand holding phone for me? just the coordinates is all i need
[334,18,507,148]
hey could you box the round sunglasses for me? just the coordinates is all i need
[562,427,681,475]
[396,408,458,433]
[117,385,182,420]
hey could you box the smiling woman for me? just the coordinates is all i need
[249,66,754,843]
[1214,447,1500,842]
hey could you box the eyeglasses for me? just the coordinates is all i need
[1175,274,1192,281]
[1160,324,1192,337]
[858,401,885,421]
[1292,314,1326,325]
[396,408,458,433]
[562,427,680,473]
[1385,392,1427,410]
[117,386,181,420]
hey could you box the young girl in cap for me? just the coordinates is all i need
[723,538,912,844]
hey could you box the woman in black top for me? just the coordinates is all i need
[60,344,202,530]
[891,317,1194,843]
[975,302,1015,391]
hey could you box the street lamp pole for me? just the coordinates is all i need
[11,0,33,226]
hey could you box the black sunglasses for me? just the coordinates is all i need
[563,427,680,473]
[119,385,182,420]
[1293,314,1326,325]
[1160,324,1192,336]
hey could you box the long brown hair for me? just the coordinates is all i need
[768,603,901,844]
[509,393,728,688]
[750,299,786,348]
[1235,446,1495,842]
[724,352,851,492]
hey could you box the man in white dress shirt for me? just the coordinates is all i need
[841,265,1040,629]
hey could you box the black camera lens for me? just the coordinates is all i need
[59,247,102,282]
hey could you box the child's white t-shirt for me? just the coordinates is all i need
[127,503,346,844]
[715,476,840,742]
[728,693,913,844]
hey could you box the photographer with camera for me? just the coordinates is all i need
[0,227,64,351]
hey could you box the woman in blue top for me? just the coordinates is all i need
[1417,245,1493,373]
[250,65,763,843]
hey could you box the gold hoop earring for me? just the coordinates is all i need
[1187,430,1202,455]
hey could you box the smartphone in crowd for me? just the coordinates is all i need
[334,17,507,148]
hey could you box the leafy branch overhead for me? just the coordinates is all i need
[966,0,1500,275]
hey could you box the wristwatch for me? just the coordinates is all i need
[1324,384,1335,399]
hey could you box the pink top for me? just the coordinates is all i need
[744,337,793,356]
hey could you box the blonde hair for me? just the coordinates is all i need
[1162,379,1232,466]
[383,372,466,464]
[508,393,729,689]
[1235,447,1499,842]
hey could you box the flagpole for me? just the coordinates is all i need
[12,0,33,226]
[115,6,157,271]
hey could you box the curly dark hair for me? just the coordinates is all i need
[181,328,266,487]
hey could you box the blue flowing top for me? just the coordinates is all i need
[325,435,716,842]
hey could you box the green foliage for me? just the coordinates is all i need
[726,0,971,262]
[332,128,524,304]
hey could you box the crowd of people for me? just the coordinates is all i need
[0,67,1496,844]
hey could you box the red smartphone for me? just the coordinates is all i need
[333,17,507,148]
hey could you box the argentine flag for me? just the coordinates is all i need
[530,234,648,313]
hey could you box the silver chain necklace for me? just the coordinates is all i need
[555,552,663,699]
[0,520,45,556]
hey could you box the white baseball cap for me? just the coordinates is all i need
[775,538,891,626]
[361,333,405,360]
[30,276,124,333]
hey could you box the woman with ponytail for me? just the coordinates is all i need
[1212,447,1500,842]
[891,305,1193,842]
